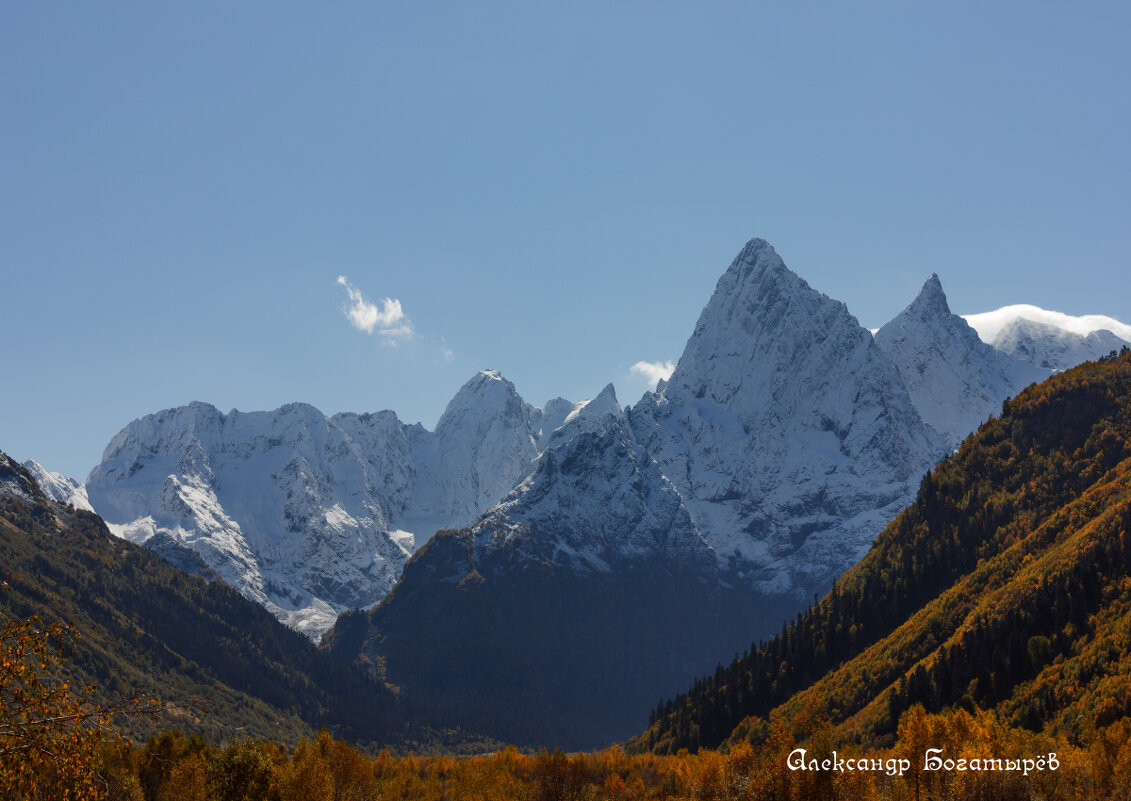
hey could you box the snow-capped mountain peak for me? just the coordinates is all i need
[905,273,948,315]
[83,369,577,639]
[564,383,621,424]
[1,453,48,506]
[630,239,947,596]
[84,236,1125,654]
[668,237,840,404]
[435,370,534,435]
[875,275,1046,449]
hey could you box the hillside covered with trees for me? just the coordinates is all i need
[0,454,417,750]
[639,349,1131,755]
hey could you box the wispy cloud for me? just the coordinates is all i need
[337,276,414,345]
[630,359,676,388]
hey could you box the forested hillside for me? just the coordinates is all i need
[0,454,408,747]
[640,349,1131,754]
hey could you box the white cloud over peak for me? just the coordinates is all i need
[337,276,414,344]
[962,304,1131,345]
[630,359,676,388]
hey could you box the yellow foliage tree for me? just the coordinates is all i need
[0,617,109,800]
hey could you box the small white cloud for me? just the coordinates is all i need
[630,359,676,388]
[439,338,455,363]
[337,276,414,344]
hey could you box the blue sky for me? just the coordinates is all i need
[2,2,1128,481]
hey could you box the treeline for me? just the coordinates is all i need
[641,350,1131,754]
[87,707,1131,801]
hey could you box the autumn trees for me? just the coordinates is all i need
[0,617,112,800]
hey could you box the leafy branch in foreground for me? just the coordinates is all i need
[0,616,159,800]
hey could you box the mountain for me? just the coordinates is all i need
[628,239,947,597]
[963,304,1131,372]
[78,235,1128,746]
[85,239,1129,653]
[322,239,955,748]
[324,407,767,749]
[874,274,1046,449]
[84,372,575,639]
[638,350,1131,754]
[0,451,408,748]
[85,402,416,638]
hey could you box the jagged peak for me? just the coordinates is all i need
[445,370,520,404]
[591,382,618,407]
[566,383,622,424]
[906,273,951,316]
[876,273,967,346]
[668,238,864,401]
[274,401,328,421]
[541,397,577,417]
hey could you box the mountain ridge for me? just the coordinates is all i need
[78,237,1130,651]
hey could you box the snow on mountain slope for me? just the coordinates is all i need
[472,392,715,575]
[875,275,1046,449]
[22,459,94,512]
[964,304,1131,344]
[324,239,967,747]
[983,318,1129,373]
[403,370,542,531]
[85,372,588,638]
[1,452,49,506]
[963,305,1130,373]
[88,237,1126,649]
[86,401,414,637]
[628,238,949,598]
